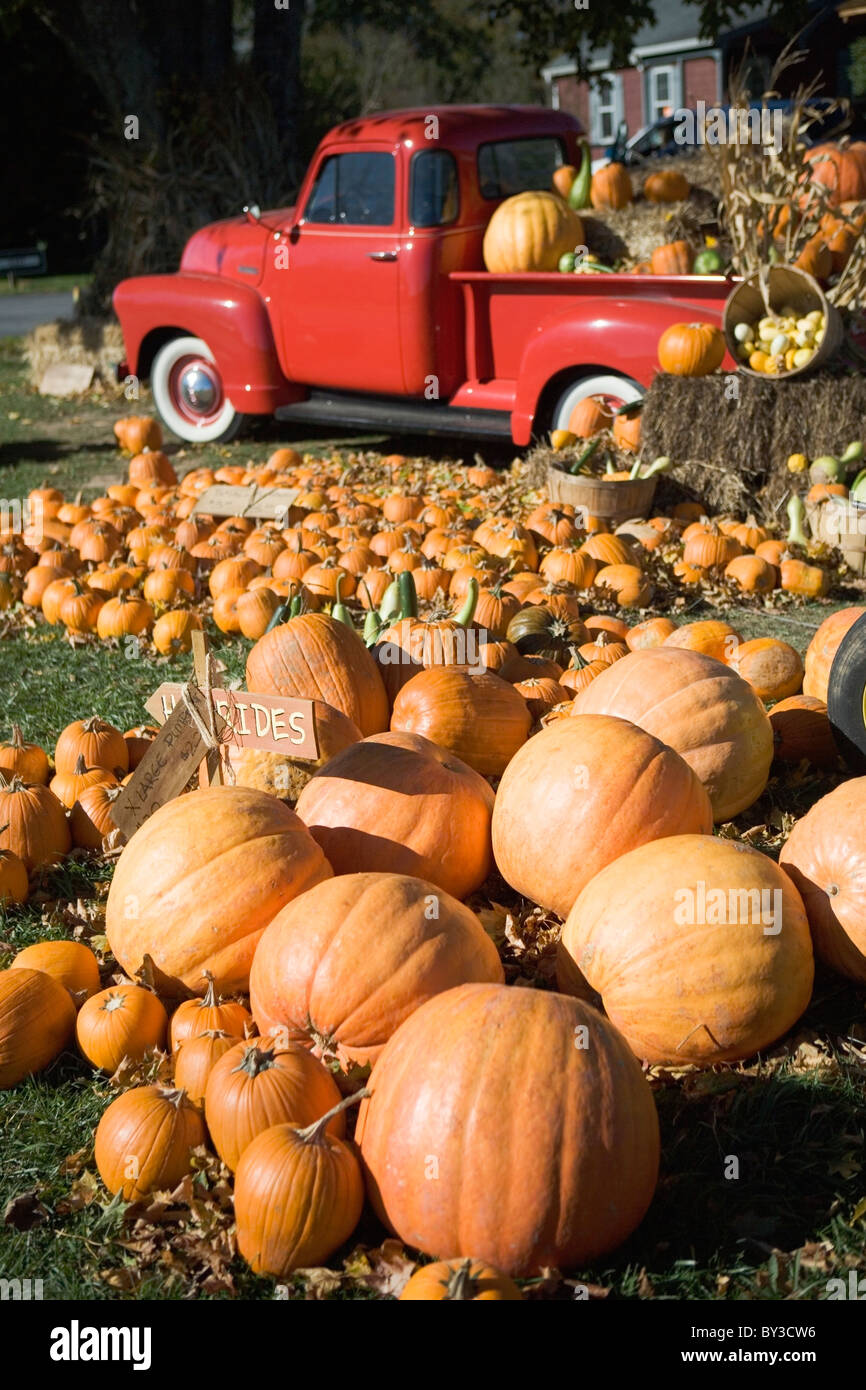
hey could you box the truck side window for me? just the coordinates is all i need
[477,138,567,199]
[410,150,459,228]
[303,152,395,226]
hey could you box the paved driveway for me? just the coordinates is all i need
[0,292,76,336]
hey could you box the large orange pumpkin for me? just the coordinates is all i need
[400,1258,522,1301]
[75,984,168,1073]
[356,982,659,1276]
[804,142,866,207]
[204,1038,344,1170]
[644,170,690,203]
[250,872,503,1070]
[658,322,725,376]
[651,240,694,275]
[803,607,865,700]
[245,613,389,736]
[0,966,75,1087]
[663,619,740,663]
[570,647,773,821]
[11,939,100,1006]
[568,396,614,438]
[780,779,866,983]
[169,974,251,1052]
[390,667,531,777]
[95,1085,206,1201]
[559,835,814,1064]
[590,162,633,209]
[728,637,804,702]
[113,415,163,453]
[0,725,50,784]
[295,731,494,898]
[234,1094,365,1276]
[769,695,838,768]
[105,787,332,996]
[0,777,71,870]
[482,191,583,273]
[491,714,712,918]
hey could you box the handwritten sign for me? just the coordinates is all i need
[144,684,318,760]
[190,484,301,522]
[110,696,223,839]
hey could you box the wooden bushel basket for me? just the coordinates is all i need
[806,493,866,576]
[723,265,843,380]
[547,466,658,525]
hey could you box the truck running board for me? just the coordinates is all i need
[274,391,512,439]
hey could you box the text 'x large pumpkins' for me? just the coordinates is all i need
[106,786,332,996]
[558,835,814,1065]
[356,982,660,1276]
[492,714,713,919]
[570,647,773,821]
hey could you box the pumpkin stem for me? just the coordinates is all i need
[9,724,25,751]
[444,1259,479,1301]
[232,1041,279,1077]
[159,1086,189,1109]
[73,754,89,775]
[296,1087,371,1147]
[199,971,218,1009]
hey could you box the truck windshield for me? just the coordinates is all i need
[304,151,396,226]
[477,137,567,199]
[410,150,459,227]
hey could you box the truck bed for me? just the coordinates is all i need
[451,271,736,385]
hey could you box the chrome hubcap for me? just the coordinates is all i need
[179,364,218,415]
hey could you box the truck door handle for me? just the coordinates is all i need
[368,250,398,261]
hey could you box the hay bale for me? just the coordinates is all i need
[23,317,125,391]
[641,371,866,520]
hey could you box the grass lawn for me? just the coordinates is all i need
[0,275,93,297]
[0,336,864,1302]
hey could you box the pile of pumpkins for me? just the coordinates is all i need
[0,715,156,890]
[1,590,865,1290]
[0,414,839,669]
[480,139,865,284]
[481,159,712,278]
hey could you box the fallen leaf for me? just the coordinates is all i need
[4,1190,49,1230]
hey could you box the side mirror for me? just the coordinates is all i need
[243,204,262,223]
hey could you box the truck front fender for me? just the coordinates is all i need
[113,273,300,414]
[513,292,732,444]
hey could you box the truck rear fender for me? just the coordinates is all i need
[513,296,730,443]
[113,273,301,414]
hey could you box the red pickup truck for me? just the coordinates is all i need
[113,105,734,446]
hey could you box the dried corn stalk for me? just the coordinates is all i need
[707,41,866,311]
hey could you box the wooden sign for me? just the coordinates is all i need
[111,694,227,839]
[190,484,300,522]
[144,684,318,760]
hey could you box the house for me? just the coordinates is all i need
[542,0,866,161]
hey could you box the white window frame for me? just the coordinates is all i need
[648,64,680,121]
[589,72,623,146]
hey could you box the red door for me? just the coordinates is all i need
[278,142,405,394]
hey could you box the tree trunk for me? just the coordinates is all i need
[253,0,307,179]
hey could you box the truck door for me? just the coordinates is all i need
[279,143,405,394]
